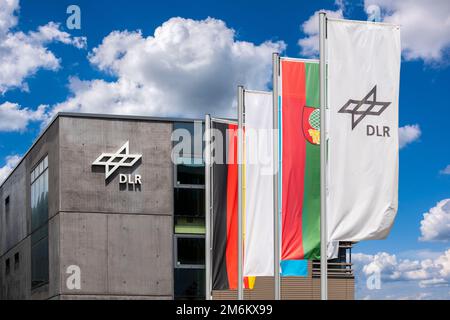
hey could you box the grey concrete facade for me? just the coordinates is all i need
[0,113,179,300]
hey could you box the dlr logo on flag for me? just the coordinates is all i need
[366,125,390,137]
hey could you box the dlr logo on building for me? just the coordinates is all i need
[119,174,142,185]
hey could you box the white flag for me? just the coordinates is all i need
[327,18,401,243]
[243,90,274,277]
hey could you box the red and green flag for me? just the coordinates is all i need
[280,59,320,276]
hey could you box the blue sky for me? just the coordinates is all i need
[0,0,449,299]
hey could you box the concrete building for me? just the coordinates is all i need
[0,113,353,300]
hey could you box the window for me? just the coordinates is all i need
[312,242,353,278]
[5,196,10,222]
[174,235,205,300]
[5,258,10,276]
[172,121,206,300]
[174,269,205,300]
[175,235,205,267]
[30,155,49,289]
[328,246,349,270]
[174,188,205,217]
[175,157,205,187]
[14,252,19,271]
[173,156,205,233]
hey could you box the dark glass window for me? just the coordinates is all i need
[14,252,19,271]
[5,196,10,221]
[176,237,205,266]
[31,230,49,288]
[31,156,48,231]
[174,235,205,300]
[176,160,205,186]
[174,268,205,300]
[30,156,49,289]
[5,258,10,276]
[174,188,205,217]
[173,121,206,300]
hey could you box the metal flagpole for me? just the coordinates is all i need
[205,114,212,300]
[272,53,281,300]
[319,11,328,301]
[237,85,244,300]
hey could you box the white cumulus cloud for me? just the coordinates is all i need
[0,102,48,132]
[297,8,343,57]
[49,17,285,119]
[399,124,421,149]
[353,249,450,298]
[420,199,450,242]
[364,0,450,62]
[298,1,450,63]
[0,0,86,94]
[0,154,21,185]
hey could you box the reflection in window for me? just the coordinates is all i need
[31,155,49,289]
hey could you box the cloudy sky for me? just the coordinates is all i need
[0,0,449,299]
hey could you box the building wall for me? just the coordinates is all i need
[0,118,60,299]
[55,116,174,299]
[1,115,175,300]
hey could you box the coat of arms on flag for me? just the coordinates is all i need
[303,106,320,145]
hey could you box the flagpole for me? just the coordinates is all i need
[237,85,244,300]
[272,52,281,300]
[205,114,212,300]
[319,11,328,301]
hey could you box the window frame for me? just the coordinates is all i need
[30,154,50,290]
[173,154,205,189]
[173,234,206,269]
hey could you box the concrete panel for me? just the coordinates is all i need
[48,214,60,298]
[59,212,108,295]
[0,161,27,256]
[0,238,31,300]
[26,117,60,221]
[59,117,173,216]
[31,284,49,300]
[0,118,60,300]
[107,214,173,296]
